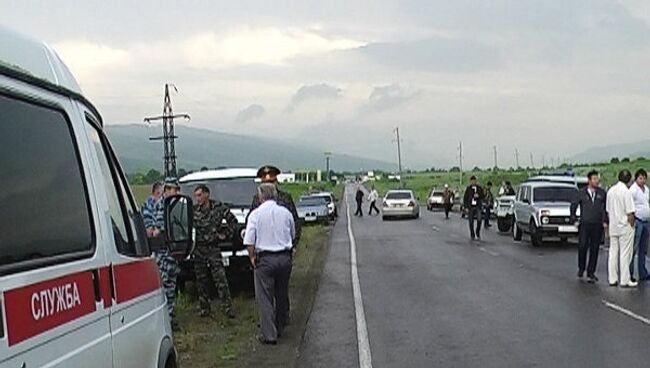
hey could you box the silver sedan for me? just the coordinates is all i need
[382,189,420,220]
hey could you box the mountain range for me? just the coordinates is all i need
[570,140,650,164]
[105,124,395,174]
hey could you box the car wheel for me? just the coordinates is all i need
[497,217,512,232]
[382,216,387,221]
[530,221,542,247]
[513,221,523,241]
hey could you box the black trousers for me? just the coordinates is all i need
[444,203,452,218]
[484,207,492,226]
[369,201,380,215]
[578,223,603,276]
[355,199,363,216]
[468,206,482,238]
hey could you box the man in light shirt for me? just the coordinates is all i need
[606,169,637,287]
[244,183,296,345]
[629,169,650,282]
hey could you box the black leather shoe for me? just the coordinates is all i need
[577,270,584,279]
[587,275,599,282]
[256,334,277,345]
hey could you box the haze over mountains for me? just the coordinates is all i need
[106,125,395,173]
[571,140,650,165]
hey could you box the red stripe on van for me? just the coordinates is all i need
[112,259,161,304]
[4,271,96,346]
[98,266,113,309]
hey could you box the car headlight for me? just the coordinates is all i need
[540,209,551,216]
[541,216,550,225]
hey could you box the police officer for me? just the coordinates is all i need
[250,165,301,245]
[193,184,238,318]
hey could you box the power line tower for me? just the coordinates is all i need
[393,127,403,186]
[457,141,464,188]
[144,84,190,178]
[324,151,332,182]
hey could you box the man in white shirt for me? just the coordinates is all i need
[629,169,650,281]
[606,169,637,287]
[244,183,296,344]
[367,185,380,216]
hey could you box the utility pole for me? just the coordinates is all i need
[493,145,498,170]
[515,148,520,169]
[145,84,190,178]
[324,151,332,182]
[393,127,403,185]
[530,153,534,169]
[458,141,464,187]
[542,155,546,168]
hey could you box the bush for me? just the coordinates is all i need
[611,157,620,164]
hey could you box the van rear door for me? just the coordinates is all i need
[0,87,112,367]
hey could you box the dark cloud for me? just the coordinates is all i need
[235,103,265,123]
[286,83,342,112]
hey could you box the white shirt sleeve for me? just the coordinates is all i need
[288,211,296,241]
[625,189,636,215]
[243,211,257,246]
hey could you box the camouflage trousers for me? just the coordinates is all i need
[154,249,179,318]
[193,246,233,314]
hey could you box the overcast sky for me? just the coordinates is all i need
[2,0,650,169]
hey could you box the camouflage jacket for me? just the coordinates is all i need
[250,188,302,246]
[193,199,238,245]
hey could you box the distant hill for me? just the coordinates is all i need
[571,140,650,164]
[105,124,395,173]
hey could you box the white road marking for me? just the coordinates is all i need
[602,299,650,326]
[346,191,373,368]
[478,247,499,257]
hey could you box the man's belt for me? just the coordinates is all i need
[257,249,292,257]
[196,241,220,247]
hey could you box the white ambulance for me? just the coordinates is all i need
[0,27,193,367]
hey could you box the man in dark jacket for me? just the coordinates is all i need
[355,184,365,217]
[570,170,607,283]
[463,176,485,241]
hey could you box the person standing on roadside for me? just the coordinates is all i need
[355,184,365,217]
[142,181,163,236]
[442,184,454,219]
[463,176,484,241]
[245,183,295,345]
[570,170,607,283]
[193,184,239,318]
[606,169,637,288]
[368,185,380,216]
[629,169,650,282]
[484,181,494,228]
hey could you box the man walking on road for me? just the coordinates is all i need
[368,185,380,216]
[484,181,494,228]
[442,184,454,219]
[193,184,239,317]
[245,183,295,345]
[629,169,650,282]
[571,170,607,283]
[606,169,637,288]
[355,184,365,217]
[463,176,484,241]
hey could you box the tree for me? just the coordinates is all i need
[145,169,163,184]
[622,157,630,163]
[177,168,188,178]
[610,157,620,164]
[449,166,461,172]
[637,156,646,162]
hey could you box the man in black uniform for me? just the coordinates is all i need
[570,170,607,283]
[463,176,485,241]
[355,184,365,217]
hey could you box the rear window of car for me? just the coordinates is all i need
[299,197,327,206]
[386,192,413,200]
[0,93,93,274]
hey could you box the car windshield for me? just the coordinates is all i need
[386,192,413,200]
[533,187,577,203]
[298,198,327,206]
[181,178,258,207]
[311,194,332,203]
[431,191,444,196]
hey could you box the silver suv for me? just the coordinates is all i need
[512,182,579,246]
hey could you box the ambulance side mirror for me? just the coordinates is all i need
[164,195,194,259]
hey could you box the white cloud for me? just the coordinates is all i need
[53,40,130,76]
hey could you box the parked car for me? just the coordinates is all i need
[297,196,331,224]
[179,168,259,272]
[307,191,338,219]
[525,174,588,189]
[512,181,579,246]
[382,190,420,220]
[0,27,193,368]
[495,195,516,232]
[427,189,445,211]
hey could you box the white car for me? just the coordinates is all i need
[427,189,445,210]
[0,27,193,368]
[382,190,420,220]
[308,192,338,218]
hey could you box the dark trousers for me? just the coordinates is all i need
[444,203,452,218]
[369,201,380,215]
[468,206,482,239]
[578,223,603,276]
[630,220,649,279]
[355,199,363,216]
[254,252,292,341]
[484,207,492,226]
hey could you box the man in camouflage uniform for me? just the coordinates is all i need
[193,184,238,318]
[249,165,301,323]
[143,178,181,329]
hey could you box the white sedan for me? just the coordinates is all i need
[382,189,420,220]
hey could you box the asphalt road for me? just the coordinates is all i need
[297,186,650,368]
